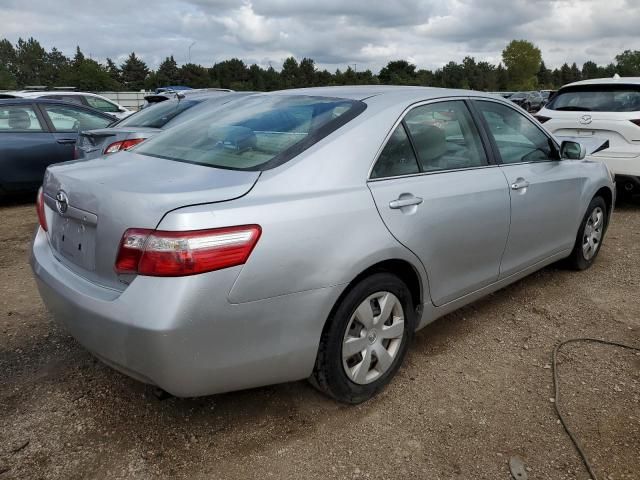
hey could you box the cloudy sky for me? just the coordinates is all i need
[1,0,638,72]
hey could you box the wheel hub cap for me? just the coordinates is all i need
[582,206,604,260]
[342,291,405,385]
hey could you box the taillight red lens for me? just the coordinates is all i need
[36,187,48,232]
[534,115,551,124]
[630,119,640,127]
[104,138,146,154]
[115,225,262,277]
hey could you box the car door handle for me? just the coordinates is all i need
[389,196,423,209]
[57,138,76,144]
[510,180,530,190]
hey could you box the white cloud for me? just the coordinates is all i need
[0,0,638,72]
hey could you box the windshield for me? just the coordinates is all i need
[135,95,366,171]
[546,85,640,112]
[511,93,526,99]
[115,99,200,128]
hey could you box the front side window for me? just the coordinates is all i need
[0,105,44,131]
[85,96,120,113]
[546,85,640,112]
[41,104,113,132]
[476,101,556,164]
[404,101,487,171]
[136,95,365,171]
[370,124,420,179]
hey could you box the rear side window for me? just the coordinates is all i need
[136,95,366,171]
[85,96,120,113]
[116,100,199,128]
[370,124,420,179]
[546,85,640,112]
[42,95,84,105]
[403,101,487,172]
[0,105,44,131]
[41,104,113,131]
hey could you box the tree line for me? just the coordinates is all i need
[1,37,639,93]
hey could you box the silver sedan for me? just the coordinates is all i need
[31,87,615,403]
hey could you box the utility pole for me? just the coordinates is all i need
[188,41,196,64]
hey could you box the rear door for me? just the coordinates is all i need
[38,102,114,162]
[473,99,585,278]
[0,102,56,191]
[368,99,510,306]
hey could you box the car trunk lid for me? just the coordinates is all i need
[77,127,162,160]
[42,151,260,290]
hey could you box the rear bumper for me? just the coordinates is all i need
[31,227,341,397]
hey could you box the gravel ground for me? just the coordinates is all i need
[1,194,638,480]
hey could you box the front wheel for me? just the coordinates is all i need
[311,273,415,404]
[566,196,607,270]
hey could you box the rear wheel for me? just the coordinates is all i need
[566,196,607,270]
[311,273,415,404]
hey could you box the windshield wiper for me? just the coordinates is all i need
[553,106,592,111]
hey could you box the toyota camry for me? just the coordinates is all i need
[31,87,615,403]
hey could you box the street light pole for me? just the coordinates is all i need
[188,41,196,63]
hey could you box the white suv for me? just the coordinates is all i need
[536,76,640,197]
[0,91,133,119]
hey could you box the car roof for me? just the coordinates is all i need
[14,91,103,98]
[563,76,640,88]
[0,97,115,114]
[262,85,503,107]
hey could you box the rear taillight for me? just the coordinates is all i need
[36,187,47,232]
[630,119,640,127]
[534,115,551,124]
[115,225,261,277]
[104,138,146,154]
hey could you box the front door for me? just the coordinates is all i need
[473,100,585,278]
[368,100,511,306]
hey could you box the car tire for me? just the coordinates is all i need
[311,273,416,404]
[566,196,607,270]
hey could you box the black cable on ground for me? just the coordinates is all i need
[552,338,640,480]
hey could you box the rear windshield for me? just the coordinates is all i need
[546,85,640,112]
[115,99,200,128]
[135,95,366,171]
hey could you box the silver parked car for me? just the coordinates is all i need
[31,87,615,403]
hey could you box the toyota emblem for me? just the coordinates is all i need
[579,114,592,125]
[55,190,69,215]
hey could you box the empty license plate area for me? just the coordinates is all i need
[50,214,97,271]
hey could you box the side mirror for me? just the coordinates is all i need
[560,140,586,160]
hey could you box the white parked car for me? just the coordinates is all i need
[0,91,133,119]
[536,76,640,197]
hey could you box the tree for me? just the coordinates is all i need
[581,61,600,80]
[179,63,211,88]
[157,55,180,86]
[536,61,552,88]
[280,57,299,88]
[15,37,48,86]
[105,58,122,87]
[0,39,18,89]
[298,58,316,87]
[120,52,149,90]
[502,40,542,90]
[378,60,416,85]
[615,50,640,76]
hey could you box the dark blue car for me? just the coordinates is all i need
[0,98,115,193]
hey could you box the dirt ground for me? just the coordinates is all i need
[0,194,638,480]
